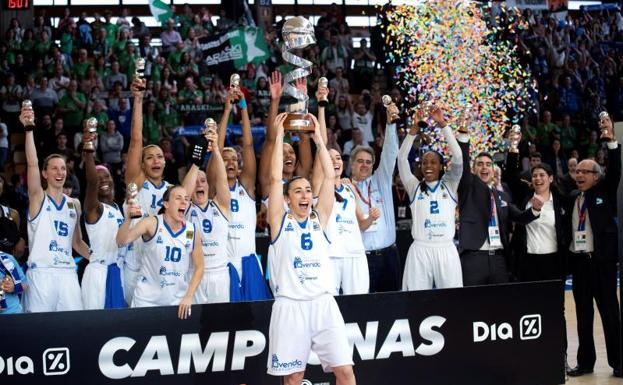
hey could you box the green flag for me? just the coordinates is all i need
[230,27,270,68]
[149,0,173,24]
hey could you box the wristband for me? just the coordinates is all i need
[417,121,429,129]
[238,98,247,109]
[24,124,35,132]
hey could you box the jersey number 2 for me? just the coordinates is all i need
[430,201,439,214]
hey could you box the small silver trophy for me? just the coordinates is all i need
[126,183,143,219]
[382,95,399,124]
[204,117,217,149]
[317,77,329,108]
[230,73,241,104]
[509,124,521,153]
[599,111,610,141]
[83,117,98,153]
[22,99,32,110]
[135,57,146,90]
[21,99,34,130]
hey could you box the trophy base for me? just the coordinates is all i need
[129,212,143,220]
[318,100,329,108]
[284,113,314,133]
[82,147,96,153]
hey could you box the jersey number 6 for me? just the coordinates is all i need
[301,233,313,250]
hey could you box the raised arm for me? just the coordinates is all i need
[311,89,329,196]
[310,114,335,228]
[205,130,231,217]
[398,130,420,201]
[125,77,146,186]
[259,71,283,197]
[71,200,91,259]
[600,115,621,202]
[375,112,399,184]
[441,125,463,183]
[116,215,157,247]
[267,113,288,238]
[238,91,256,198]
[83,133,103,224]
[21,106,45,216]
[217,90,233,150]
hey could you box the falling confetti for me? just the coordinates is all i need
[379,0,534,158]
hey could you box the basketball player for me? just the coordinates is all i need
[214,86,269,300]
[398,106,464,290]
[116,185,203,319]
[266,112,355,384]
[187,129,231,303]
[123,78,201,303]
[312,85,371,295]
[21,104,91,312]
[81,131,127,309]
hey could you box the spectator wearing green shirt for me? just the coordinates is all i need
[89,99,109,134]
[73,49,92,80]
[143,101,161,145]
[536,110,558,150]
[33,30,51,61]
[20,29,36,63]
[177,77,203,105]
[558,114,577,154]
[103,11,118,48]
[57,80,87,135]
[59,23,75,65]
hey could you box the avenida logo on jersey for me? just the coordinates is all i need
[271,355,303,372]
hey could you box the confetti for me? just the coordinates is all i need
[379,0,534,158]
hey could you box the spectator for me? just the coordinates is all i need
[29,77,58,118]
[104,61,127,90]
[160,19,182,55]
[558,114,576,153]
[49,64,70,99]
[108,97,132,138]
[536,110,558,150]
[57,80,87,135]
[99,119,124,175]
[321,32,349,76]
[0,117,7,171]
[0,73,22,130]
[54,131,75,161]
[352,102,374,145]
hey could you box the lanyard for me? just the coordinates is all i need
[395,187,406,203]
[489,191,498,227]
[352,179,372,208]
[577,194,588,231]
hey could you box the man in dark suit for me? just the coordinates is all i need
[566,115,621,377]
[456,132,541,286]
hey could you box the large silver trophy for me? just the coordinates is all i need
[126,183,143,219]
[229,74,240,104]
[281,16,316,132]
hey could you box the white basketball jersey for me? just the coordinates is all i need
[327,184,366,258]
[227,180,257,258]
[85,203,125,266]
[187,201,230,269]
[27,194,78,269]
[410,181,457,243]
[134,215,195,305]
[123,179,171,271]
[269,210,335,300]
[137,179,172,217]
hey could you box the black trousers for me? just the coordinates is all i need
[366,245,401,293]
[521,252,565,282]
[571,253,621,370]
[459,249,509,286]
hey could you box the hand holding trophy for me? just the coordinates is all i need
[20,100,35,131]
[229,74,241,104]
[83,117,98,153]
[508,124,522,154]
[134,57,146,91]
[317,77,329,108]
[126,183,143,219]
[598,111,614,142]
[382,95,400,124]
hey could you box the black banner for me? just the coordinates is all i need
[0,282,564,385]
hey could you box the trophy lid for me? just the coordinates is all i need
[282,16,316,50]
[318,77,328,88]
[135,57,145,70]
[204,118,216,128]
[22,99,32,108]
[511,124,521,132]
[86,117,98,127]
[599,111,609,119]
[230,73,240,87]
[127,182,138,192]
[382,95,393,106]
